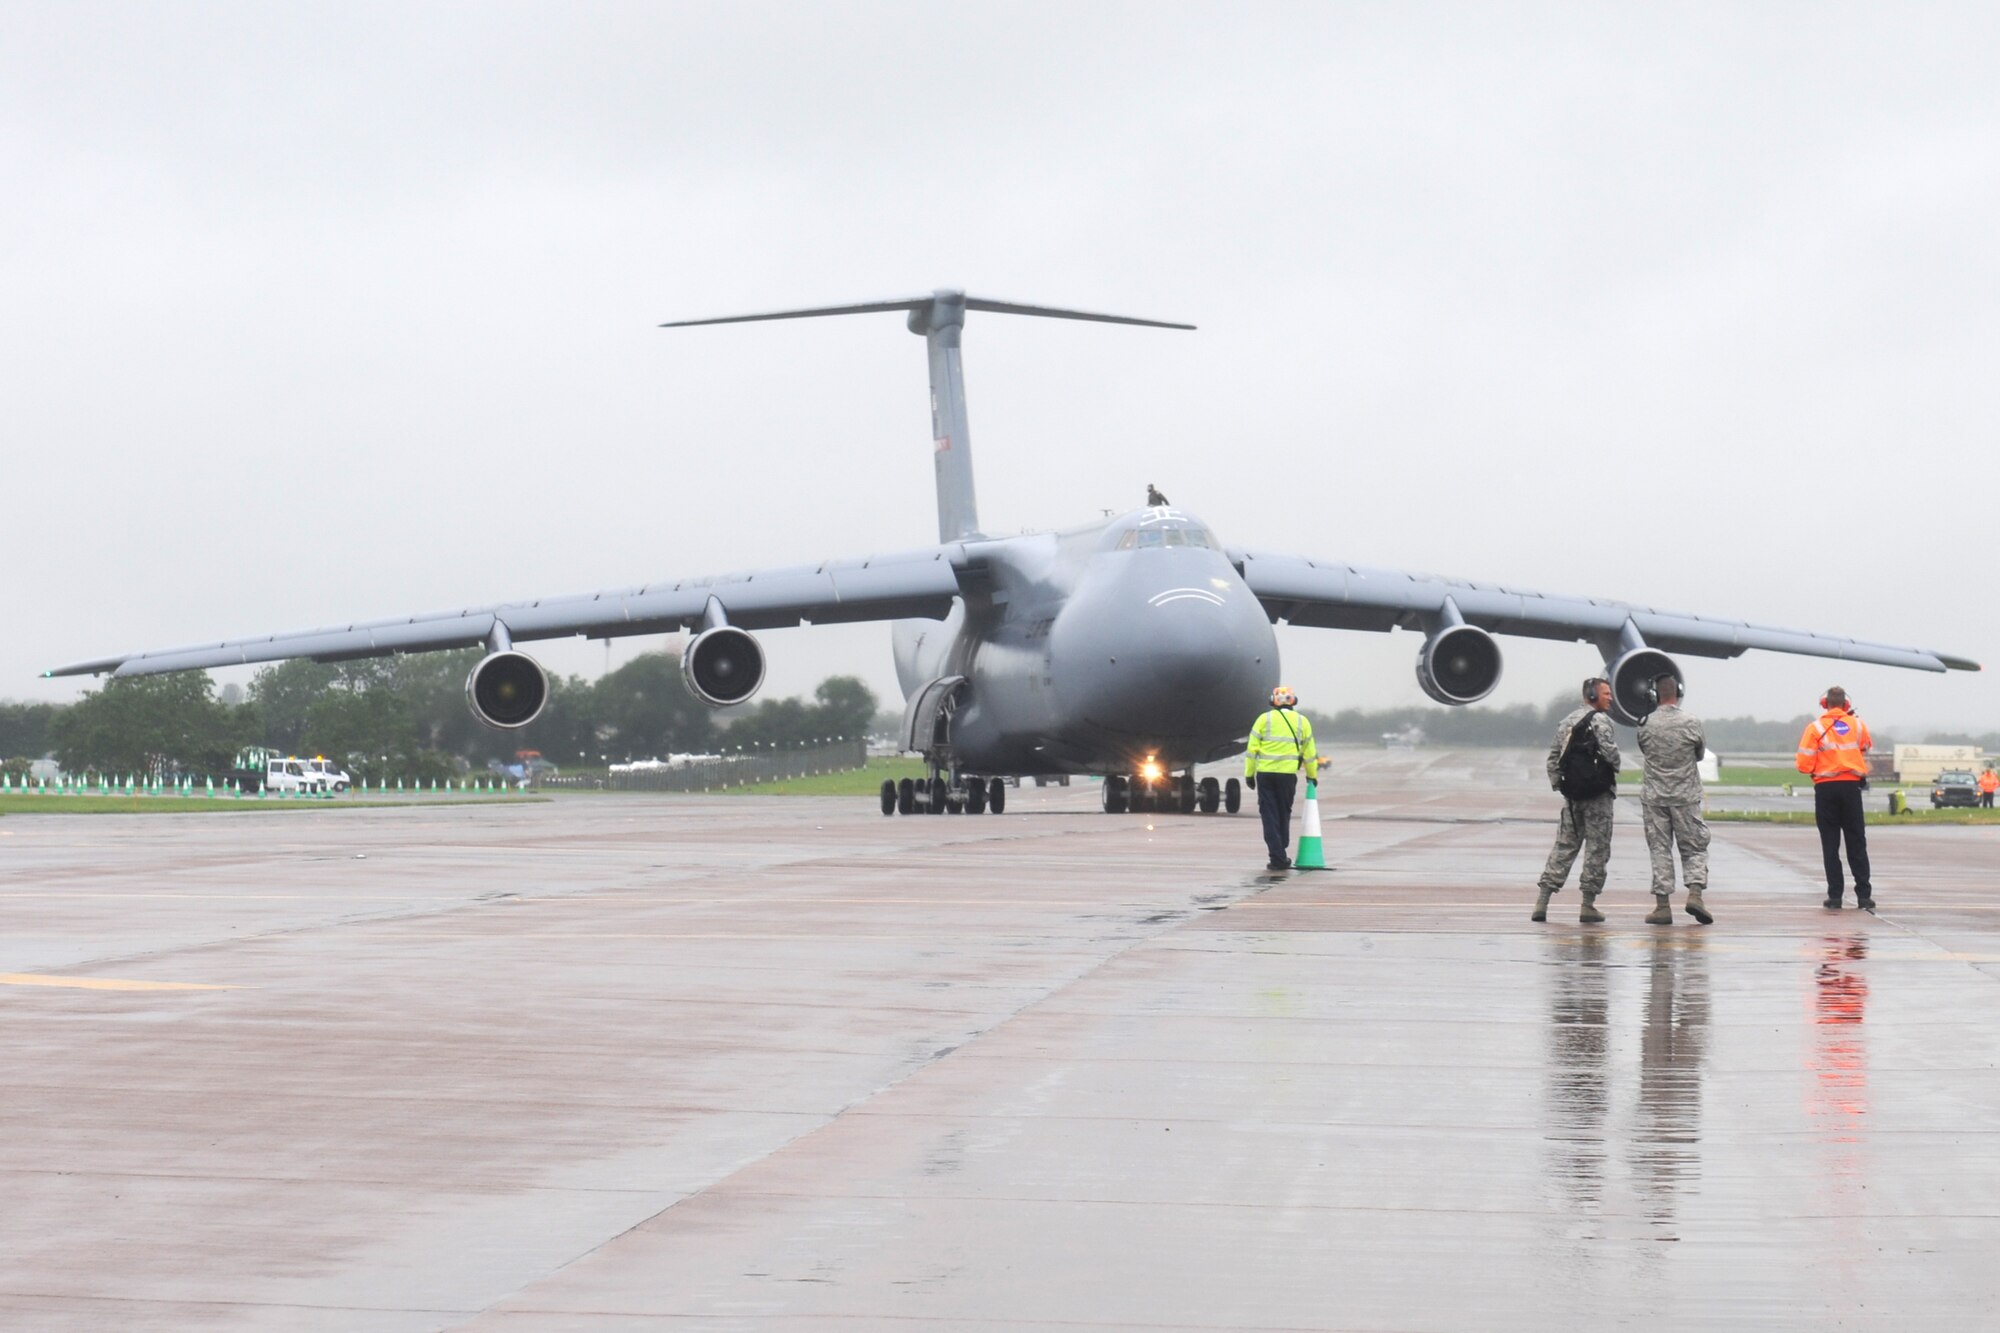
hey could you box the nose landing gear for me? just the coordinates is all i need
[1107,769,1234,815]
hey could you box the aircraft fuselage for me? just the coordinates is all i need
[893,507,1277,776]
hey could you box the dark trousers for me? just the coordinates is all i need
[1983,791,1995,808]
[1814,781,1871,901]
[1256,773,1298,863]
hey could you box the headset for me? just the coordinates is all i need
[1582,677,1610,705]
[1821,687,1850,711]
[1642,672,1685,709]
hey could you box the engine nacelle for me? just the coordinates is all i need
[681,626,766,706]
[465,650,550,730]
[1608,647,1682,727]
[1415,624,1503,706]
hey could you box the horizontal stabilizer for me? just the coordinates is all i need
[663,289,1194,330]
[660,297,936,328]
[962,297,1194,330]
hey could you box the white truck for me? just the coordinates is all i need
[302,757,352,792]
[228,748,329,795]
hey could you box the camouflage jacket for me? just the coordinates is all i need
[1546,706,1621,792]
[1637,704,1706,805]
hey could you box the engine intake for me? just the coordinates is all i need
[1415,624,1503,706]
[1608,647,1681,727]
[682,626,766,706]
[466,650,549,730]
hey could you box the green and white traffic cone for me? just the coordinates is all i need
[1293,778,1328,870]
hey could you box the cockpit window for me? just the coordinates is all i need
[1117,523,1213,550]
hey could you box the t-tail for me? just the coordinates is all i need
[662,290,1193,543]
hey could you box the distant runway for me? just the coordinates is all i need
[2,748,1995,1330]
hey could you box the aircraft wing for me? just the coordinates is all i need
[1232,548,1981,673]
[47,545,967,679]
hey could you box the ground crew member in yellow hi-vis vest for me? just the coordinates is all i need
[1245,685,1317,870]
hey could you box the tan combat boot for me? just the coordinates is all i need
[1578,893,1605,924]
[1645,894,1674,925]
[1531,890,1552,923]
[1685,888,1713,925]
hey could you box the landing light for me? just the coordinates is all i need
[1139,759,1164,783]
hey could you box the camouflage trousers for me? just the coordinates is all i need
[1539,793,1615,895]
[1642,801,1710,895]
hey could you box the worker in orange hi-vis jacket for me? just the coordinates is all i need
[1795,686,1874,911]
[1979,767,1997,809]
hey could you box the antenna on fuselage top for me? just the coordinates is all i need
[662,290,1194,544]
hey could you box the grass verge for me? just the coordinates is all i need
[1620,766,1805,788]
[1707,807,2000,826]
[0,794,536,815]
[716,757,929,797]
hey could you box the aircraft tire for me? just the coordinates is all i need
[1101,775,1128,815]
[1178,773,1197,814]
[1224,777,1242,814]
[897,778,916,814]
[880,779,898,816]
[987,777,1006,813]
[928,777,948,814]
[1198,776,1220,814]
[966,781,987,815]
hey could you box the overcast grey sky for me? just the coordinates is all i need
[6,2,1995,732]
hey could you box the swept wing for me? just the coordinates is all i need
[48,545,965,679]
[1234,548,1980,673]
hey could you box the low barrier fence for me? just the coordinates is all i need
[542,739,868,793]
[3,739,869,800]
[0,772,526,799]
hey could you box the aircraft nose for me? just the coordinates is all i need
[1141,598,1235,691]
[1052,571,1276,748]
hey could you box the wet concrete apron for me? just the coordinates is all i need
[0,749,1994,1330]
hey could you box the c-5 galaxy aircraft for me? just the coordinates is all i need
[50,290,1979,818]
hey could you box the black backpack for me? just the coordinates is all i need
[1557,715,1617,800]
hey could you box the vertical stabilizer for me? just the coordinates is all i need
[662,290,1192,545]
[910,291,980,542]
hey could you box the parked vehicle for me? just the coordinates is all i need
[1932,770,1981,809]
[303,757,352,792]
[228,747,328,795]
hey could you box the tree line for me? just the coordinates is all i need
[10,672,1978,777]
[1310,695,1912,753]
[10,650,878,781]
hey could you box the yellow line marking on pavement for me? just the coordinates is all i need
[0,973,239,991]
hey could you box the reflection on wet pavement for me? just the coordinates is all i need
[1634,935,1708,1240]
[1810,933,1870,1144]
[1809,932,1871,1282]
[1541,932,1712,1244]
[1545,932,1610,1220]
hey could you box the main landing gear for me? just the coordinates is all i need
[880,773,1009,816]
[1100,771,1239,816]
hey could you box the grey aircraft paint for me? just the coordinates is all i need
[48,290,1979,808]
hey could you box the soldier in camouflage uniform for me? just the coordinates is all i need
[1535,678,1621,924]
[1636,673,1712,926]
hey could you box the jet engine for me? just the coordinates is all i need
[1415,624,1503,706]
[681,626,766,706]
[465,650,550,729]
[1608,646,1682,727]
